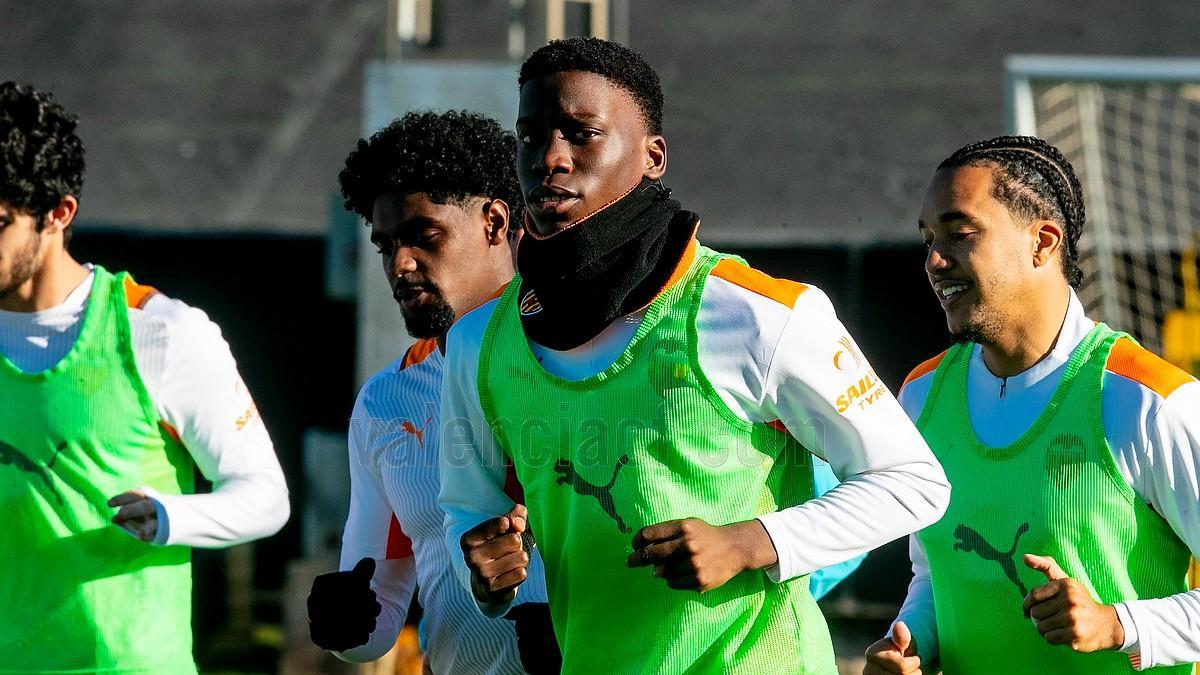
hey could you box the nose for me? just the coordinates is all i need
[925,243,953,277]
[389,245,418,278]
[532,132,572,176]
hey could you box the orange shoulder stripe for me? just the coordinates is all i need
[123,276,159,309]
[710,259,808,308]
[1105,337,1196,398]
[903,349,949,388]
[400,339,439,370]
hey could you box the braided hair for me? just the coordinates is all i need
[938,136,1085,287]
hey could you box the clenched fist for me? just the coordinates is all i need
[462,504,532,606]
[627,518,777,593]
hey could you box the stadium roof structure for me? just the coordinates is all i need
[3,0,1198,246]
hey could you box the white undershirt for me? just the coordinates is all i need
[0,266,289,548]
[439,258,951,617]
[895,290,1200,670]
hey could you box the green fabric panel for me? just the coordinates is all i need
[0,267,196,673]
[479,246,835,674]
[917,324,1190,674]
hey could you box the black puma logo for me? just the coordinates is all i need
[0,440,67,505]
[554,455,631,532]
[953,522,1030,596]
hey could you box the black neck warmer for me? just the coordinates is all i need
[517,178,698,350]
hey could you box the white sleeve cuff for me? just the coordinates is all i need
[755,514,799,582]
[1113,602,1140,653]
[139,486,171,546]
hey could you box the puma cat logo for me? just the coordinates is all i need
[953,522,1030,595]
[0,440,67,504]
[400,416,433,449]
[554,455,631,532]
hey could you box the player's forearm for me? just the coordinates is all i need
[893,575,939,663]
[756,461,949,581]
[149,472,289,548]
[1115,589,1200,669]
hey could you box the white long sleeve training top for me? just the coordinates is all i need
[0,266,289,548]
[895,290,1200,670]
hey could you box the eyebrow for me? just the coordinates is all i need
[919,210,983,230]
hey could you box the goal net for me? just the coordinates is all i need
[1006,56,1200,358]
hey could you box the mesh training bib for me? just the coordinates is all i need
[916,324,1190,674]
[0,267,196,674]
[478,245,835,674]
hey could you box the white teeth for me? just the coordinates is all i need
[940,283,968,298]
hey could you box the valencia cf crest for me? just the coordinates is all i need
[520,289,543,316]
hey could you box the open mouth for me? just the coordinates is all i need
[528,186,580,216]
[933,280,972,307]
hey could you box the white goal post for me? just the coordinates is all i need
[1006,55,1200,354]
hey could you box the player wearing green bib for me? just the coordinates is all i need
[438,39,951,674]
[0,82,288,673]
[866,137,1200,673]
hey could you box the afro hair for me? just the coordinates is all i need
[339,110,522,226]
[519,37,663,135]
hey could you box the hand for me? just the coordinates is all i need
[627,518,775,593]
[504,603,563,675]
[462,504,531,606]
[307,557,381,651]
[1022,554,1125,652]
[863,620,922,674]
[109,490,159,542]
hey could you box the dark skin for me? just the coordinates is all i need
[463,71,778,604]
[309,190,515,650]
[514,71,665,236]
[370,191,514,348]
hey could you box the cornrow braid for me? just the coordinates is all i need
[939,135,1086,287]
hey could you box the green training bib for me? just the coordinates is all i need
[0,267,196,674]
[479,246,835,674]
[917,324,1189,674]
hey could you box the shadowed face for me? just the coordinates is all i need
[515,71,665,236]
[918,166,1037,343]
[0,203,45,300]
[371,192,508,339]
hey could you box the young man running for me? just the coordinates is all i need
[865,136,1200,674]
[0,82,288,673]
[306,110,558,673]
[438,38,949,673]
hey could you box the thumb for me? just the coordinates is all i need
[892,620,914,654]
[1023,553,1068,581]
[504,503,529,534]
[351,557,376,581]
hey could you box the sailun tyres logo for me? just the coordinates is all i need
[835,370,885,413]
[832,336,862,372]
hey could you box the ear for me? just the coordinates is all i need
[482,198,510,246]
[42,195,79,236]
[1031,218,1064,270]
[643,135,667,181]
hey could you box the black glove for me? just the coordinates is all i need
[505,602,562,674]
[308,557,382,651]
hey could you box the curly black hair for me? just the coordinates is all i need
[339,110,522,229]
[0,81,85,240]
[519,37,663,135]
[939,135,1086,287]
